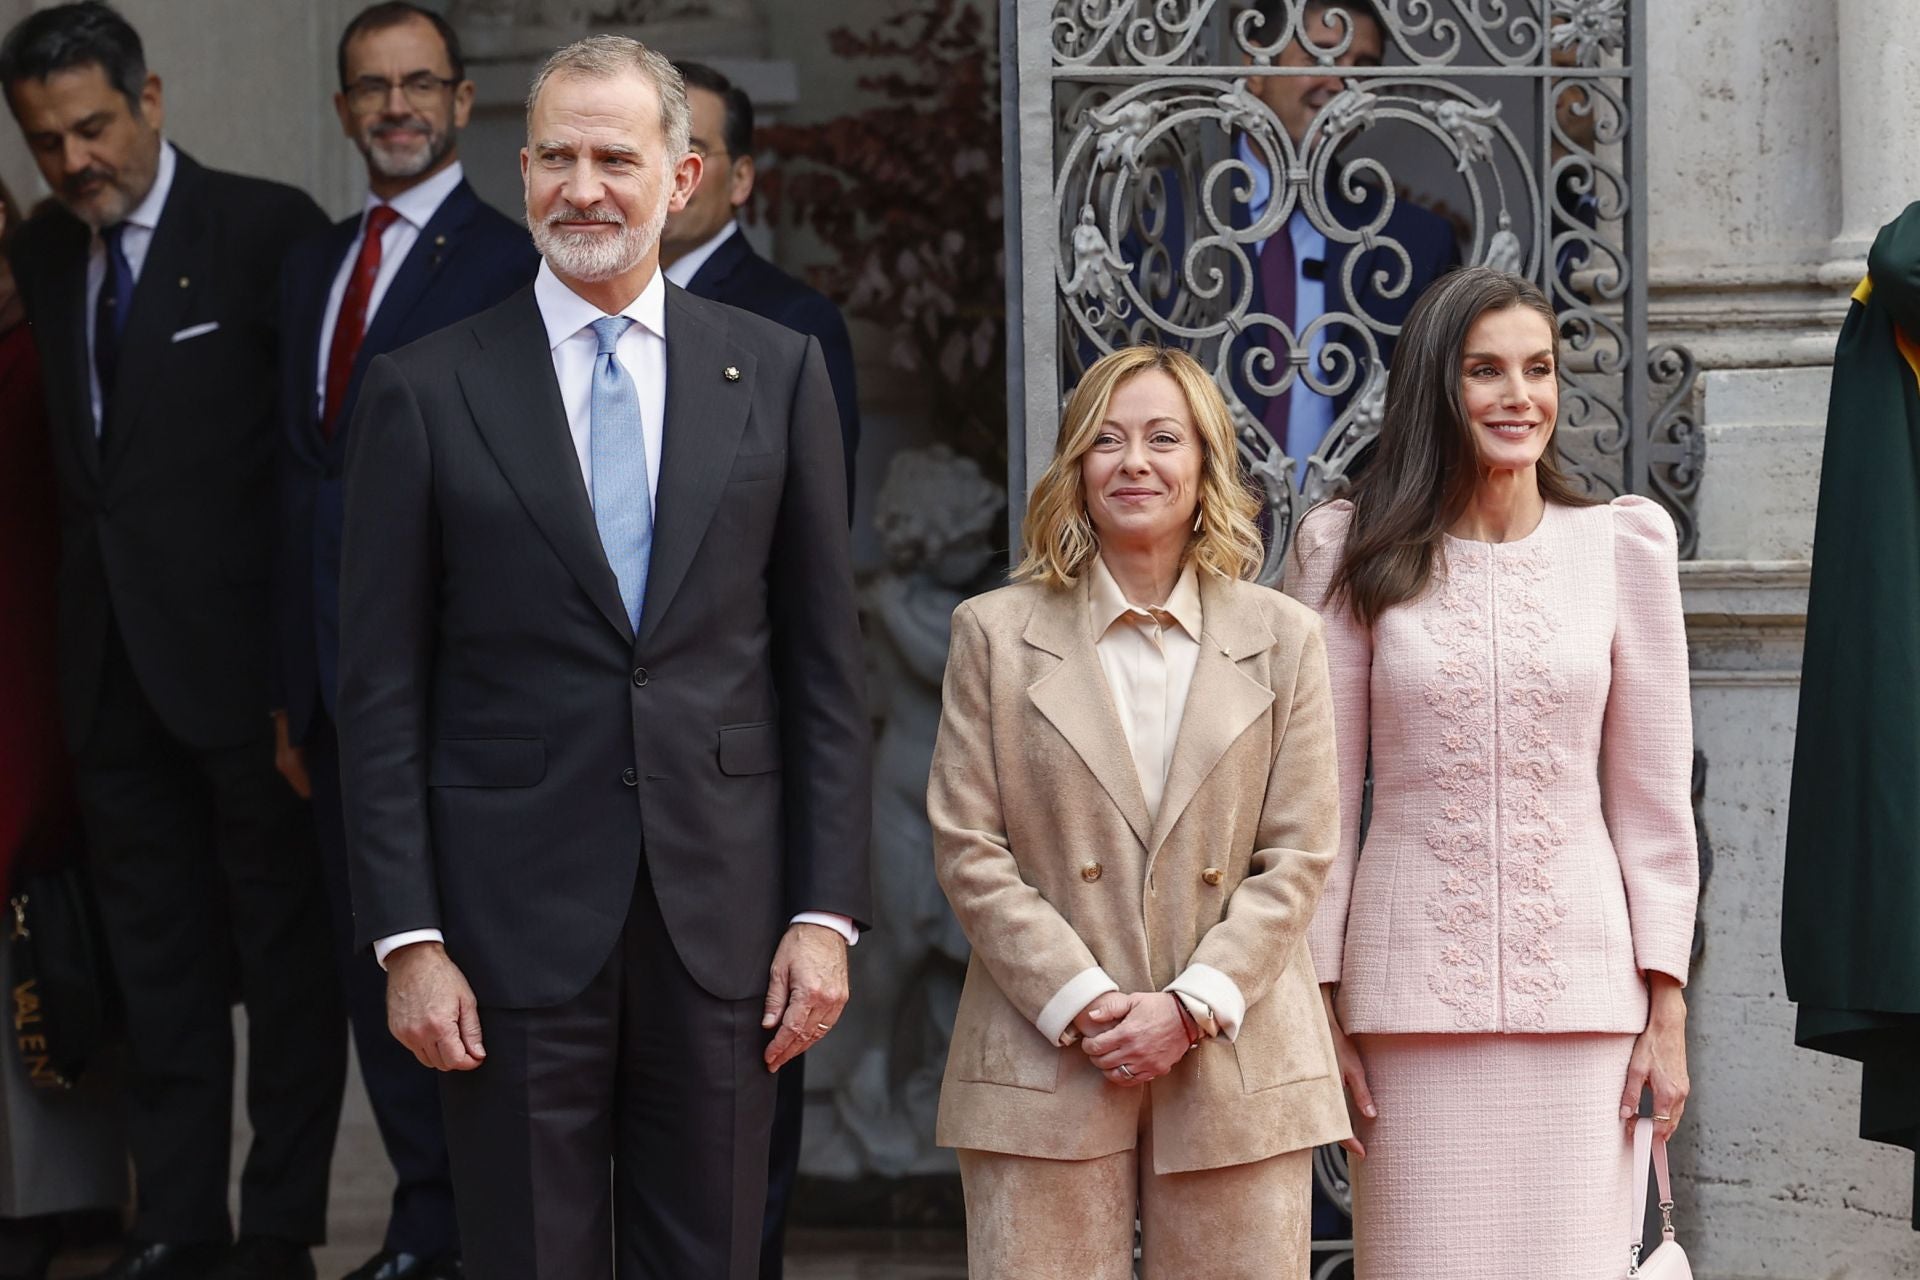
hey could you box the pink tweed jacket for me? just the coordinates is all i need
[1285,496,1698,1036]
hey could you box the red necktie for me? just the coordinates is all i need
[321,203,401,439]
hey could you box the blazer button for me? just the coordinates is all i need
[621,767,638,787]
[1080,862,1103,883]
[1201,867,1224,887]
[632,667,649,687]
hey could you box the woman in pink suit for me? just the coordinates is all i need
[1286,267,1696,1280]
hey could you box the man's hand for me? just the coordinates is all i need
[761,922,850,1072]
[271,709,311,800]
[387,941,485,1072]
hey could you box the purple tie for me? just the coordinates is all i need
[1258,227,1296,440]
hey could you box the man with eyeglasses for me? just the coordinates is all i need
[0,4,342,1279]
[660,62,858,510]
[272,5,536,1279]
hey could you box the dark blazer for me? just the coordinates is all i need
[8,150,327,751]
[684,229,860,504]
[337,282,873,1009]
[274,178,538,743]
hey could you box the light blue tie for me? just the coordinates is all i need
[587,316,653,631]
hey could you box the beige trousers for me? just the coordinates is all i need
[956,1101,1312,1280]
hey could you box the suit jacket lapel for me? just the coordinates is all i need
[457,287,634,644]
[685,229,750,298]
[102,153,210,474]
[1023,579,1154,850]
[289,218,359,465]
[1147,575,1276,861]
[636,284,754,647]
[37,218,98,484]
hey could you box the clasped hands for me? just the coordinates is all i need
[1075,990,1196,1086]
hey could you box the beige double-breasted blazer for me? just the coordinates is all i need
[927,570,1352,1173]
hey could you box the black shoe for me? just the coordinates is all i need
[422,1257,461,1280]
[339,1252,429,1280]
[85,1242,227,1280]
[204,1238,315,1280]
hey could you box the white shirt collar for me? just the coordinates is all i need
[533,258,667,351]
[117,137,176,233]
[1089,556,1203,643]
[368,159,465,231]
[662,218,738,289]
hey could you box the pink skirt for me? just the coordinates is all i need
[1348,1032,1636,1280]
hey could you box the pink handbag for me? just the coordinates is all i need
[1629,1118,1692,1278]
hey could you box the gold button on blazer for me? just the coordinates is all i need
[927,572,1352,1173]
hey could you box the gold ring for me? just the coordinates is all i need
[1118,1064,1136,1079]
[1653,1114,1673,1122]
[815,1023,833,1032]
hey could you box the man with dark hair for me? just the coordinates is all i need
[272,5,537,1279]
[1,4,342,1280]
[1231,0,1458,476]
[661,61,859,509]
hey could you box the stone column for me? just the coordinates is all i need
[1828,0,1920,268]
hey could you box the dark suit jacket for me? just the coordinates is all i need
[274,179,538,743]
[337,282,873,1009]
[684,229,860,505]
[8,150,327,751]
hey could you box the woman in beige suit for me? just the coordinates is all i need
[927,345,1351,1278]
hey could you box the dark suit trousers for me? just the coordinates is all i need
[439,856,778,1280]
[308,718,459,1258]
[71,624,345,1244]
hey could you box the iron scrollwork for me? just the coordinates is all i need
[1034,0,1701,582]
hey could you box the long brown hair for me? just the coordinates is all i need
[1324,266,1596,626]
[1016,345,1264,588]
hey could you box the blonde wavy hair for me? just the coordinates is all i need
[1015,345,1264,588]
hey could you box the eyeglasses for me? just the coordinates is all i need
[344,73,459,110]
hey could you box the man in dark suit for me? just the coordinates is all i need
[1,5,343,1279]
[1231,0,1459,477]
[660,62,859,509]
[272,6,537,1279]
[337,36,871,1280]
[658,62,861,1277]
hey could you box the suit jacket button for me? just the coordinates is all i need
[632,667,649,687]
[622,767,638,787]
[1201,867,1224,887]
[1080,862,1102,883]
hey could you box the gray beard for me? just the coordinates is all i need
[528,193,669,284]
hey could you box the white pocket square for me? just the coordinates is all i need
[170,321,220,343]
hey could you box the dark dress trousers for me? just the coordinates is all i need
[274,177,537,1260]
[680,226,860,1279]
[684,229,860,507]
[7,149,344,1247]
[337,280,873,1279]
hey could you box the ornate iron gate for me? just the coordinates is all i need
[1003,0,1701,584]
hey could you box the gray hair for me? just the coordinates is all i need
[525,34,691,158]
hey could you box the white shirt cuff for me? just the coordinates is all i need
[1167,963,1248,1041]
[790,912,859,946]
[374,928,445,970]
[1037,966,1121,1047]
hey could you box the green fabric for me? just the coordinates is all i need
[1784,203,1920,1228]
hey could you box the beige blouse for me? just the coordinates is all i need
[1034,558,1236,1045]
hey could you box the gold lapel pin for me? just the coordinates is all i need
[435,235,446,246]
[178,276,189,288]
[724,366,741,382]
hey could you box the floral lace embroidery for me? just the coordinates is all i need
[1421,551,1496,1027]
[1419,543,1573,1030]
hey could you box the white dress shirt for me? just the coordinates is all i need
[313,161,468,422]
[662,218,738,289]
[1033,559,1248,1046]
[374,258,857,966]
[1236,134,1338,475]
[86,138,177,434]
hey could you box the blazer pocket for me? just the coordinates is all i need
[952,982,1063,1094]
[428,737,547,788]
[717,722,781,776]
[170,320,221,343]
[1234,968,1333,1094]
[726,451,786,484]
